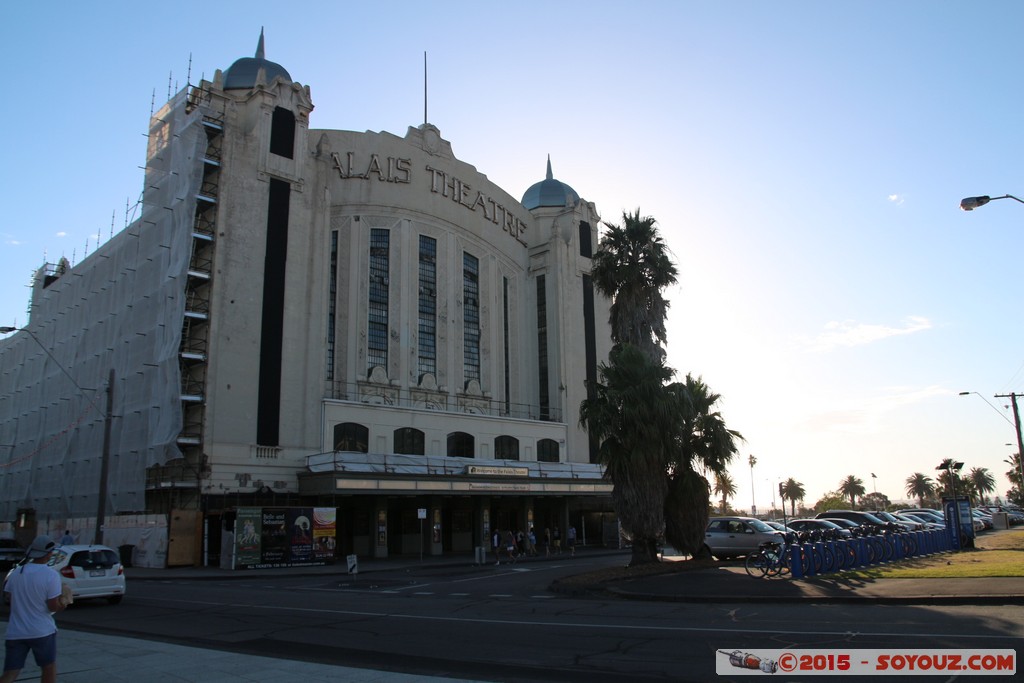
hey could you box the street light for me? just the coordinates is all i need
[959,194,1024,211]
[0,325,114,544]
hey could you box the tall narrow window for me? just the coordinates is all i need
[326,230,338,382]
[536,275,549,420]
[578,221,593,258]
[583,274,599,463]
[368,229,390,373]
[502,277,510,413]
[463,253,480,385]
[418,236,437,380]
[269,106,295,159]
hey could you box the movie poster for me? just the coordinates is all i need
[235,507,262,568]
[260,508,288,565]
[313,507,337,561]
[288,508,314,563]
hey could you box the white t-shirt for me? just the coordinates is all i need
[4,562,61,640]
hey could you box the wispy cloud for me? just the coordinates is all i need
[56,231,67,238]
[798,385,950,435]
[888,193,905,206]
[800,316,932,352]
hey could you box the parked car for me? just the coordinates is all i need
[0,539,24,572]
[787,518,852,538]
[815,510,890,530]
[871,510,918,531]
[893,512,943,530]
[4,544,125,605]
[703,516,783,559]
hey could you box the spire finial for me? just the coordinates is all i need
[546,154,553,180]
[256,27,265,60]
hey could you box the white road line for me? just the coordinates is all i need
[130,596,1023,641]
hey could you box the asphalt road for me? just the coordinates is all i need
[57,555,1024,682]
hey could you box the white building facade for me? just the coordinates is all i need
[0,35,614,563]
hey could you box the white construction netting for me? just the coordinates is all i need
[0,89,206,523]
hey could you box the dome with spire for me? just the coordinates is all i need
[521,157,579,210]
[223,29,292,90]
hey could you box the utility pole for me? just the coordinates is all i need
[995,393,1024,499]
[95,368,115,545]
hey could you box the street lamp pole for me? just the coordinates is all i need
[0,326,114,544]
[748,454,757,516]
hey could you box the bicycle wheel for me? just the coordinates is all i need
[744,550,769,577]
[763,548,784,577]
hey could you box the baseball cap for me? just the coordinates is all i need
[26,535,56,559]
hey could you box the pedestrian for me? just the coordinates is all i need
[567,525,577,556]
[492,528,502,565]
[527,527,537,556]
[504,530,518,564]
[59,530,74,546]
[553,526,562,554]
[542,528,551,556]
[1,535,65,683]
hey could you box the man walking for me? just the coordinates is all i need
[1,535,65,683]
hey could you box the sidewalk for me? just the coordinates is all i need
[31,628,482,683]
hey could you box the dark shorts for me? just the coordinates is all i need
[4,632,57,671]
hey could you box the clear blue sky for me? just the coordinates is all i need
[2,1,1023,510]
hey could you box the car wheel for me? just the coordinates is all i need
[107,595,123,605]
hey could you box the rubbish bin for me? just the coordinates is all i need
[118,544,134,568]
[992,512,1010,530]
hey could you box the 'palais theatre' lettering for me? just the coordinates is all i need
[332,151,412,183]
[425,165,528,245]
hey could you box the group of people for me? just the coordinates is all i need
[491,525,577,565]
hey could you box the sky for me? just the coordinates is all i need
[2,1,1023,512]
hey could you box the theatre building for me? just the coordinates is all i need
[0,34,614,566]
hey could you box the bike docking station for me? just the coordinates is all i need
[746,524,957,580]
[943,496,976,551]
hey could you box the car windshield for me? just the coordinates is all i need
[747,519,775,533]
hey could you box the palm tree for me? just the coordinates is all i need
[580,345,675,566]
[969,467,996,506]
[904,472,934,507]
[714,472,737,514]
[780,478,806,516]
[838,475,865,508]
[663,374,742,556]
[584,210,680,566]
[591,209,678,362]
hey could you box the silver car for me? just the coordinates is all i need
[703,516,783,559]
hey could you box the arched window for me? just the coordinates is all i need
[494,435,519,461]
[394,427,425,456]
[447,432,475,458]
[537,438,559,463]
[333,422,368,453]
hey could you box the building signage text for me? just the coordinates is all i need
[331,151,528,246]
[466,465,529,477]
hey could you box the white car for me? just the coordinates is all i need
[4,544,125,605]
[703,517,783,559]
